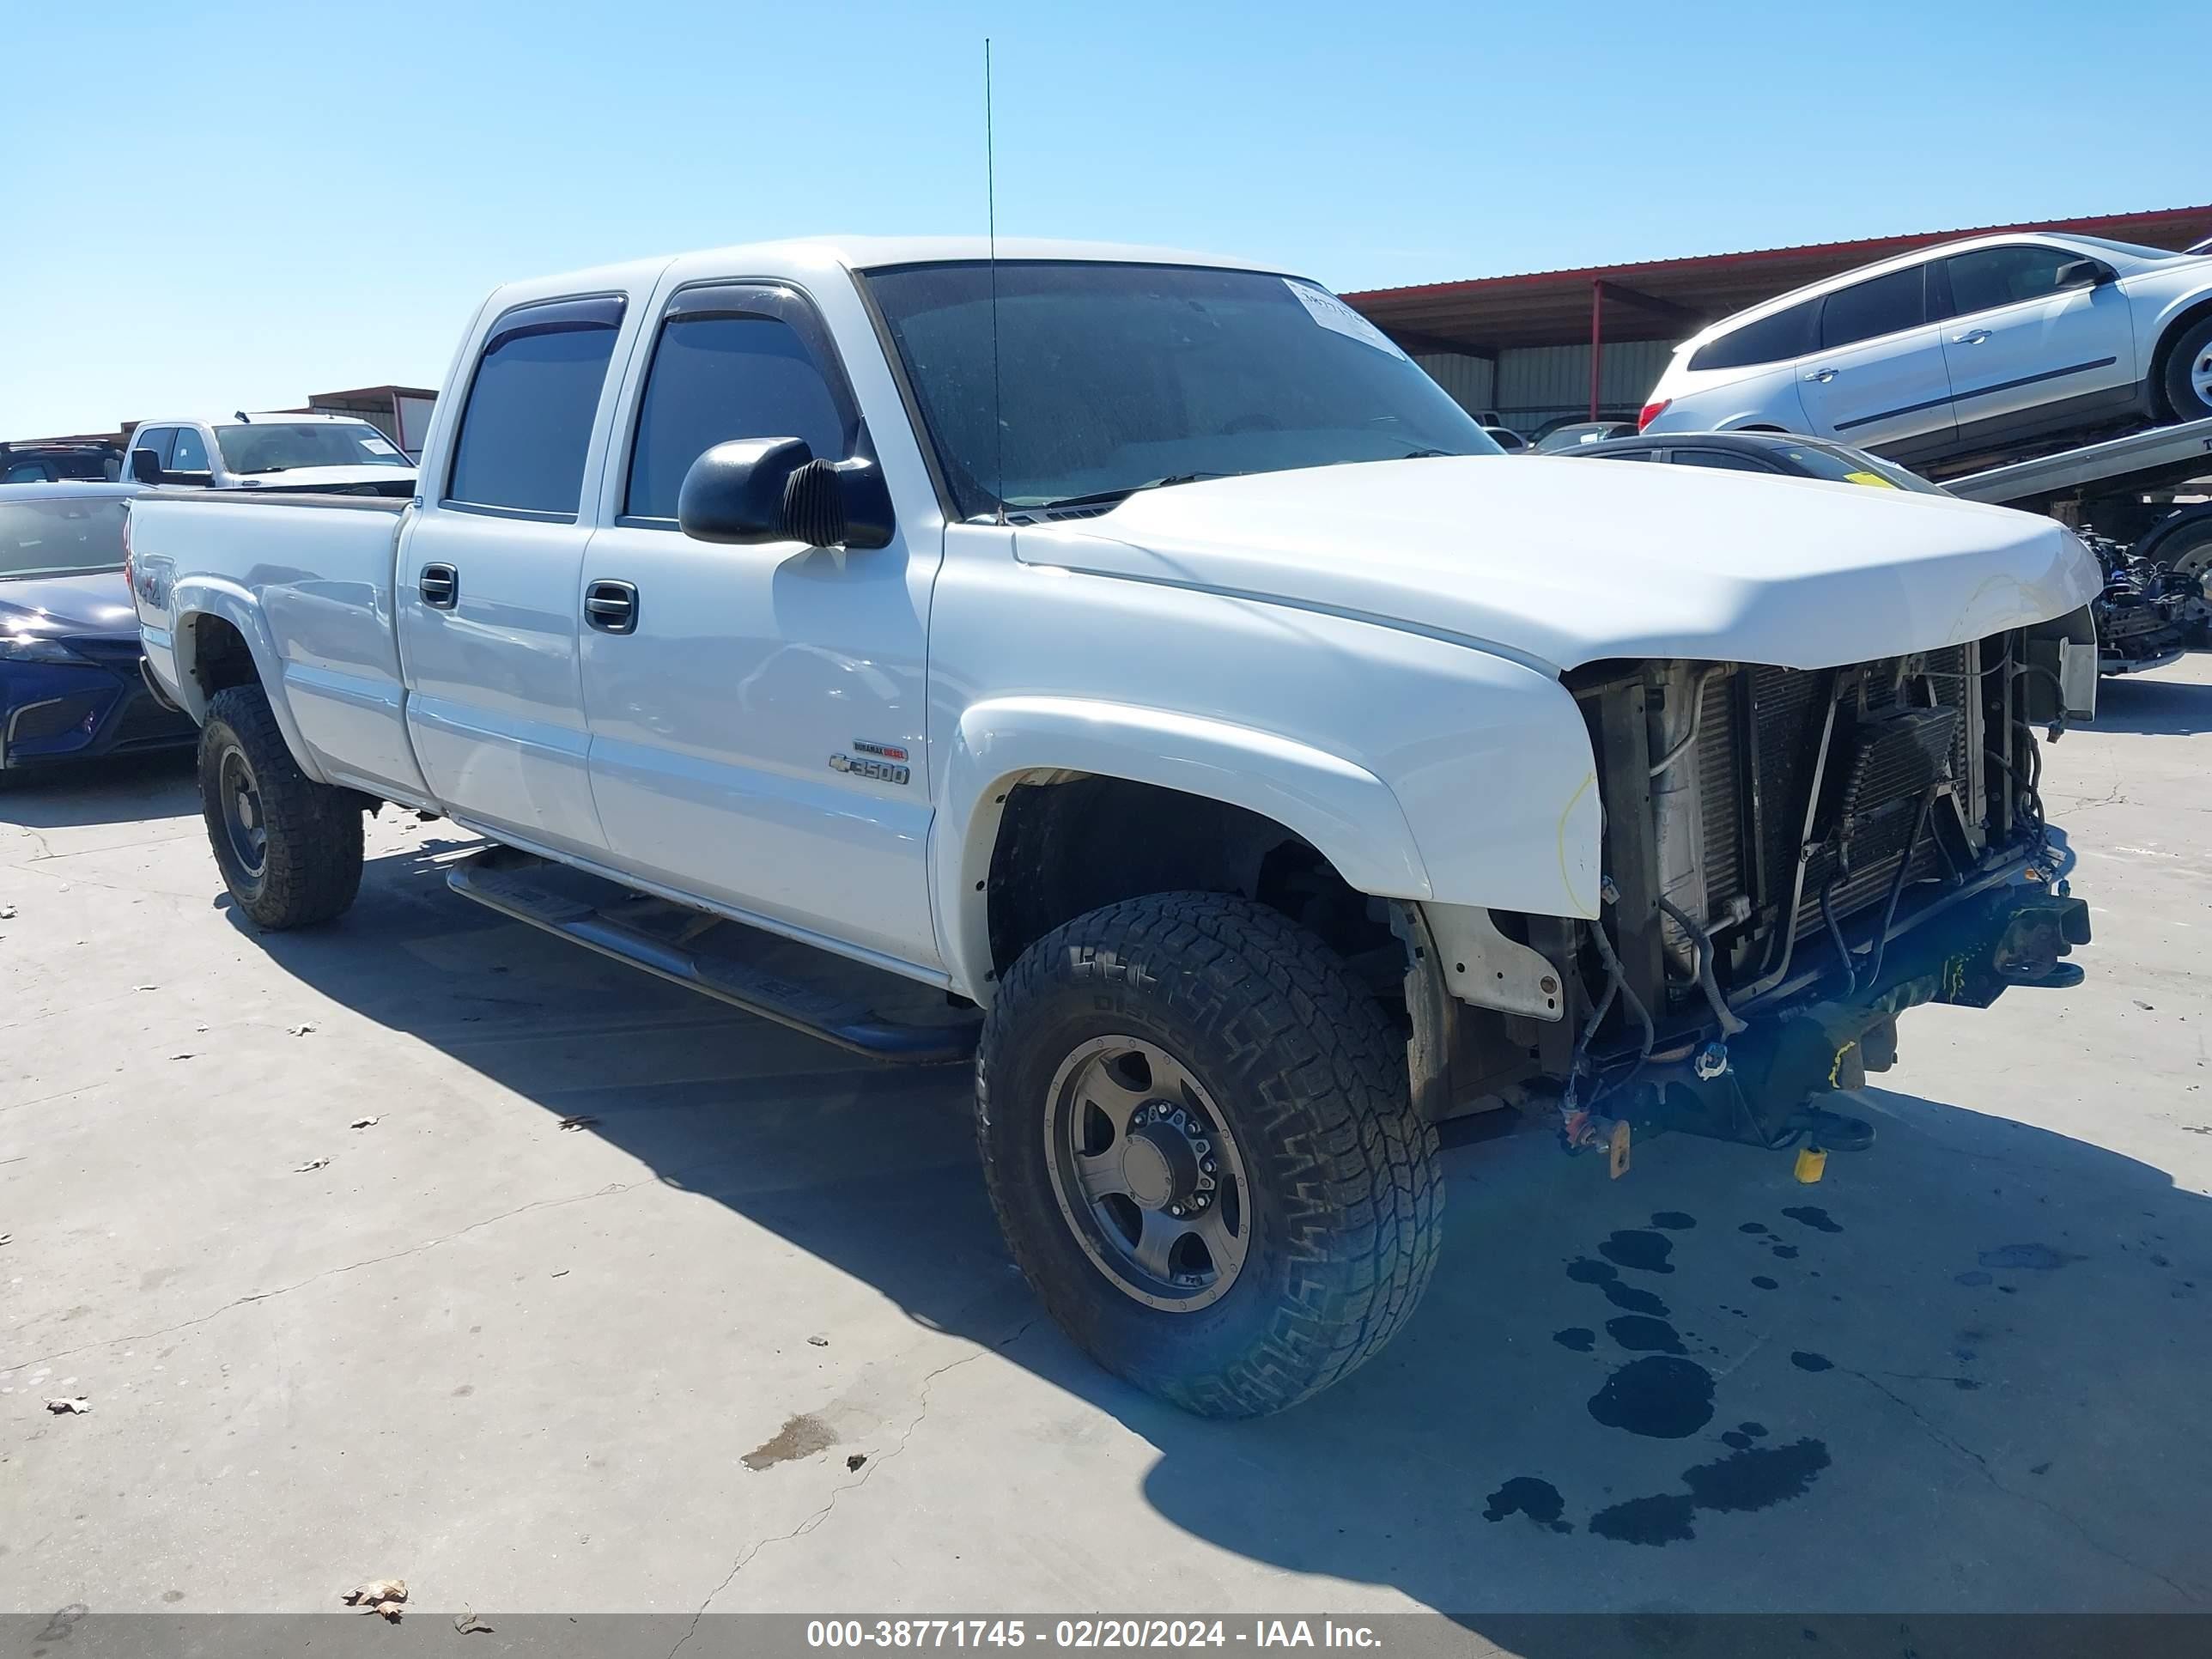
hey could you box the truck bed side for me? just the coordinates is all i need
[133,490,431,803]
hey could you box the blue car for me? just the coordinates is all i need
[1,482,196,782]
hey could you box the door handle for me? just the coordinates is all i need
[1952,330,1990,345]
[419,563,459,609]
[1803,368,1837,383]
[584,579,638,635]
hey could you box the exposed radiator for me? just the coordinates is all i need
[1696,647,1978,946]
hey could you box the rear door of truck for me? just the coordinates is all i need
[394,291,649,860]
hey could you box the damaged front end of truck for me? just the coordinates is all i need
[1410,617,2097,1163]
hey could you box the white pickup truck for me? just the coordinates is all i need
[129,237,2102,1416]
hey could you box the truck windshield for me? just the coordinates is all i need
[215,422,414,475]
[0,498,130,576]
[864,261,1498,520]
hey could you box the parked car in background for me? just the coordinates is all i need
[1531,419,1637,452]
[1481,425,1529,452]
[125,412,416,496]
[1640,231,2212,465]
[1564,429,1948,490]
[2,441,122,483]
[0,482,194,783]
[1569,429,2191,675]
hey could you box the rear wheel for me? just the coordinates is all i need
[2154,517,2212,645]
[976,891,1442,1417]
[198,685,363,929]
[2160,314,2212,422]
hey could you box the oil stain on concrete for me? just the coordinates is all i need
[1783,1206,1843,1234]
[1587,1355,1715,1438]
[1605,1315,1686,1354]
[742,1412,837,1471]
[1589,1437,1832,1546]
[1482,1476,1574,1534]
[1598,1230,1677,1274]
[1566,1256,1668,1317]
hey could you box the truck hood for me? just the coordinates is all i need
[1012,454,2100,672]
[234,465,416,496]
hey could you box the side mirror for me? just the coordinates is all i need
[677,438,894,550]
[2056,257,2116,289]
[129,448,164,485]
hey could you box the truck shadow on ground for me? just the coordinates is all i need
[0,750,195,830]
[231,839,2212,1626]
[2085,663,2212,735]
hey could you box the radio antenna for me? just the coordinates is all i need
[986,37,1006,525]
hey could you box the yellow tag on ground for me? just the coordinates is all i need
[1794,1146,1828,1183]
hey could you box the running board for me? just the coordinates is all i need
[446,850,979,1066]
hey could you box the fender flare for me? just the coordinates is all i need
[168,578,330,784]
[933,696,1432,999]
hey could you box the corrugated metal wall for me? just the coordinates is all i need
[1413,339,1677,434]
[1412,352,1496,419]
[1492,339,1675,433]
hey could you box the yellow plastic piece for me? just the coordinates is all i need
[1608,1119,1632,1180]
[1842,470,1898,489]
[1794,1146,1828,1184]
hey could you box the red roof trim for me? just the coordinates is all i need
[1343,204,2212,304]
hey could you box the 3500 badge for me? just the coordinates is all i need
[829,738,911,786]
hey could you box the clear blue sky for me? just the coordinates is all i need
[6,0,2207,436]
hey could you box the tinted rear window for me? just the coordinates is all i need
[1688,300,1818,372]
[1818,266,1927,349]
[447,297,625,516]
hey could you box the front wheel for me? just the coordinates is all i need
[976,892,1442,1417]
[2160,313,2212,422]
[198,685,363,929]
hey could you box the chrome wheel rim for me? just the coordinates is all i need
[218,746,267,878]
[2192,349,2212,410]
[2169,536,2212,582]
[1043,1036,1251,1311]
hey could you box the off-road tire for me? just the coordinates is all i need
[2160,313,2212,422]
[976,891,1442,1417]
[199,685,362,929]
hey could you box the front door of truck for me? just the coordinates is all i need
[576,280,941,970]
[395,295,635,860]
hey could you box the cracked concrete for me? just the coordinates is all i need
[3,661,2211,1620]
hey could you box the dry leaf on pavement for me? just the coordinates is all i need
[46,1397,90,1414]
[557,1115,599,1131]
[454,1610,494,1634]
[349,1116,380,1130]
[343,1579,408,1620]
[295,1158,331,1174]
[288,1023,317,1036]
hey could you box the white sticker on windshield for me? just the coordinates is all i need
[1285,279,1407,359]
[360,436,399,456]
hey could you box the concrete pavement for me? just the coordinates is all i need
[3,659,2209,1625]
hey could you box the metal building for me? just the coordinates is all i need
[1346,204,2212,438]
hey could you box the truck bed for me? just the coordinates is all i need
[131,487,423,800]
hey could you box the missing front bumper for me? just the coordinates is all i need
[1627,884,2091,1148]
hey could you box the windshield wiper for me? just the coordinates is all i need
[239,465,292,475]
[1021,472,1231,514]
